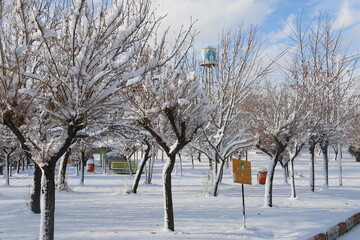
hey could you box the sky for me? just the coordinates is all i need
[152,0,360,54]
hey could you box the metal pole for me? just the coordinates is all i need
[242,149,248,228]
[241,183,246,228]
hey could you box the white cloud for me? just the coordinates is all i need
[153,0,279,49]
[333,0,360,29]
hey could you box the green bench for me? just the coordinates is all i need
[111,161,137,174]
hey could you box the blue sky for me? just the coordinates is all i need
[154,0,360,53]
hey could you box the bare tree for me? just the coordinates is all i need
[1,0,172,239]
[0,0,43,214]
[192,25,274,196]
[71,138,93,185]
[285,13,360,190]
[252,82,307,207]
[126,48,213,230]
[108,122,153,194]
[0,124,19,185]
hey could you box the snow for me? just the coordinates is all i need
[126,76,142,86]
[338,224,360,240]
[177,98,190,106]
[1,150,360,239]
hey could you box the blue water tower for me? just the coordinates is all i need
[201,47,217,66]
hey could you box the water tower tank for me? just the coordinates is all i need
[201,47,217,66]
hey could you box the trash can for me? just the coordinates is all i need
[257,168,267,184]
[13,161,18,169]
[87,159,94,172]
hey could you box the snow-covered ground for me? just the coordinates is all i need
[338,223,360,240]
[1,150,360,240]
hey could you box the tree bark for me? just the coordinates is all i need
[74,160,79,176]
[80,151,86,185]
[146,157,155,184]
[22,157,25,171]
[283,164,289,184]
[178,153,183,176]
[126,153,134,176]
[191,154,194,169]
[290,157,296,199]
[39,162,56,240]
[320,142,329,188]
[338,150,343,186]
[212,159,225,197]
[57,149,71,190]
[130,144,151,194]
[5,152,10,185]
[309,143,316,192]
[334,145,342,186]
[16,159,20,174]
[163,155,176,231]
[264,159,277,207]
[30,164,42,214]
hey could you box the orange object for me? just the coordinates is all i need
[87,164,94,172]
[257,171,267,184]
[232,158,252,185]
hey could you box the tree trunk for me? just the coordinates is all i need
[130,144,151,194]
[30,164,42,213]
[163,154,176,231]
[309,143,316,192]
[16,159,20,174]
[264,159,277,207]
[290,157,296,199]
[4,153,10,185]
[126,155,134,176]
[214,155,218,176]
[22,157,25,171]
[190,154,194,169]
[9,159,12,177]
[74,161,79,176]
[283,164,288,184]
[39,163,56,240]
[178,153,183,176]
[338,152,343,186]
[146,156,155,184]
[320,142,329,188]
[208,157,213,171]
[212,159,225,197]
[26,157,31,169]
[57,150,71,190]
[80,151,86,185]
[334,145,342,186]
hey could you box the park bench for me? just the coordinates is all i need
[111,161,137,174]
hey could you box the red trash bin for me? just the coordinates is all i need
[13,161,18,169]
[87,163,94,172]
[87,159,94,172]
[257,168,267,184]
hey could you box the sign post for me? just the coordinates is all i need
[232,157,251,229]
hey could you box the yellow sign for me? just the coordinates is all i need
[232,158,252,185]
